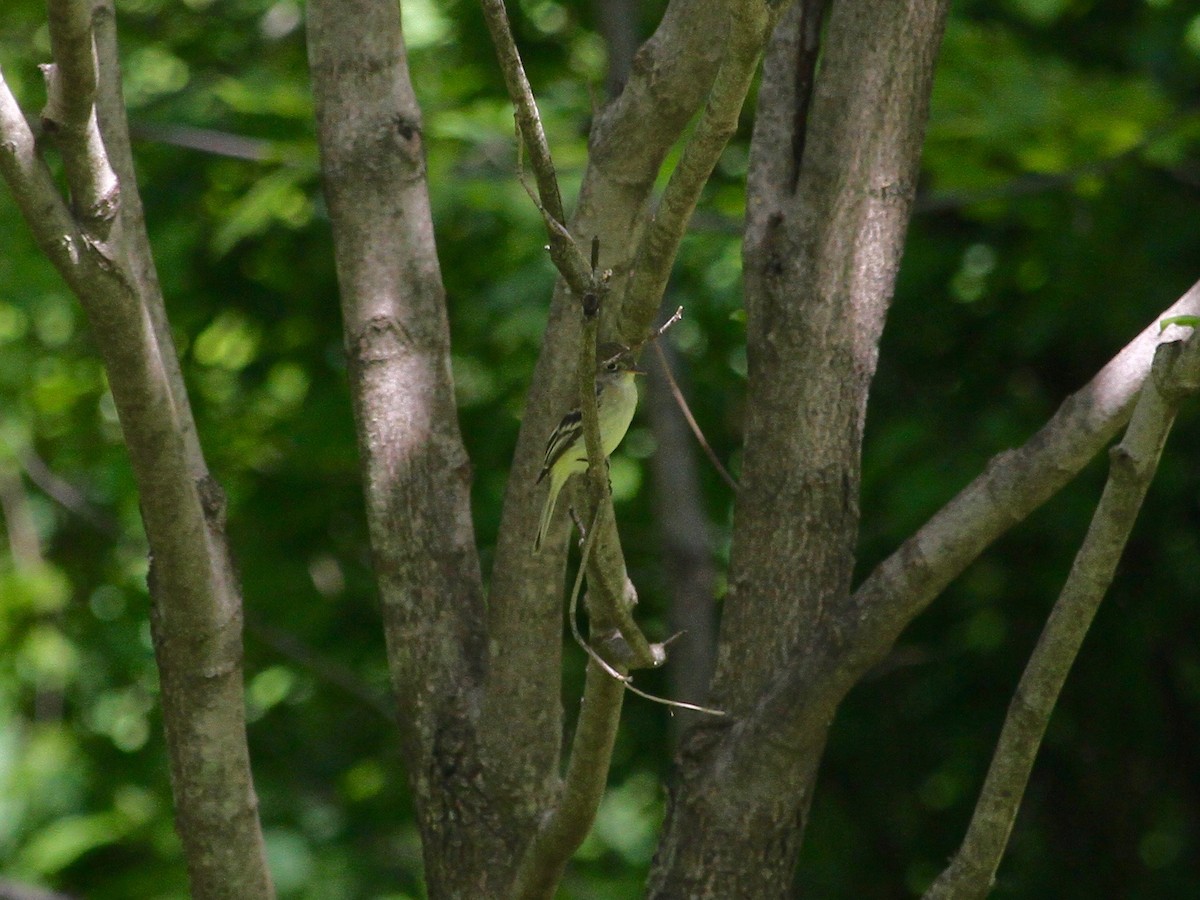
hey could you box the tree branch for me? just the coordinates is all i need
[650,0,951,892]
[733,282,1200,840]
[616,0,781,344]
[478,0,590,296]
[481,0,736,844]
[513,509,627,899]
[0,70,86,271]
[3,8,273,896]
[648,342,721,741]
[842,281,1200,679]
[43,0,118,227]
[924,328,1200,900]
[307,1,494,893]
[515,655,626,900]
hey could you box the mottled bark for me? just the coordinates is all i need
[650,1,950,894]
[306,1,493,893]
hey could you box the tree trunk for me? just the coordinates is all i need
[650,1,950,893]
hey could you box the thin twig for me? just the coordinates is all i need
[244,613,395,724]
[15,448,119,536]
[653,340,738,490]
[478,0,590,296]
[568,508,632,686]
[567,504,724,717]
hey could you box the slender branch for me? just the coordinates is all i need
[0,70,86,272]
[129,122,309,165]
[576,301,658,669]
[845,281,1200,661]
[478,0,590,295]
[514,507,626,899]
[14,448,120,536]
[647,340,721,740]
[737,281,1200,816]
[43,0,119,226]
[0,465,43,568]
[924,329,1200,900]
[617,0,780,343]
[244,614,395,723]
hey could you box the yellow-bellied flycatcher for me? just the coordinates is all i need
[533,344,641,552]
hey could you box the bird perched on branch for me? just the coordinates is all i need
[533,343,642,553]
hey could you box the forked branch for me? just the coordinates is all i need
[924,325,1200,900]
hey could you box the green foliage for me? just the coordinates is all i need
[1,0,1199,897]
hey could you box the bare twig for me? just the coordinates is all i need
[652,340,738,490]
[129,122,309,165]
[244,614,395,723]
[924,328,1200,900]
[565,506,725,716]
[14,448,120,536]
[478,0,590,296]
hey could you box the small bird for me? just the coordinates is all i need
[533,343,642,553]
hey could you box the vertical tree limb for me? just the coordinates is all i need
[650,1,951,894]
[923,331,1200,900]
[306,0,493,893]
[616,0,781,344]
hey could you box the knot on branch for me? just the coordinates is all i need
[349,314,417,367]
[197,474,228,529]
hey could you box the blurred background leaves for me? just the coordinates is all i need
[0,0,1199,897]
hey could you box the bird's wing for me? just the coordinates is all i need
[537,408,583,483]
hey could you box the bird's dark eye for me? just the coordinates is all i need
[606,361,618,371]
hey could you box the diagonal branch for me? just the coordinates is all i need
[478,0,590,296]
[843,281,1200,671]
[738,280,1200,805]
[2,7,274,896]
[0,71,85,270]
[924,327,1200,900]
[617,0,782,343]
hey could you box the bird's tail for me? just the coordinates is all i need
[533,477,560,553]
